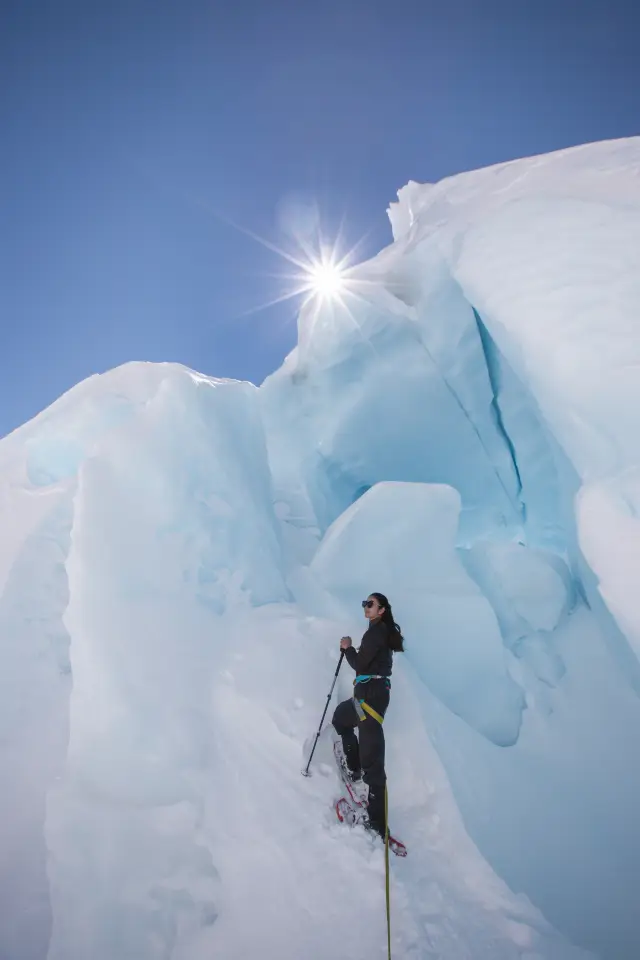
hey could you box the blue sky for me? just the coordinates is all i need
[1,0,638,437]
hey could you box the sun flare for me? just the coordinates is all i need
[213,206,369,321]
[306,257,345,300]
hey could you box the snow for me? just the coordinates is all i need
[2,137,640,959]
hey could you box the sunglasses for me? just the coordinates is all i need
[362,599,375,609]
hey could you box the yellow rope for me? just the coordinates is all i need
[355,696,390,954]
[385,783,391,959]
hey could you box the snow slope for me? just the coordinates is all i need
[2,137,640,960]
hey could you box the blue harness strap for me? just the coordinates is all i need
[354,674,391,687]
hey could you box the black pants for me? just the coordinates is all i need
[332,681,390,837]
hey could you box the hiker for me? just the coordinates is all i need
[332,592,404,838]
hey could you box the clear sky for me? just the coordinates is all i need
[1,0,639,437]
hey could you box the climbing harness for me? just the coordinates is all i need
[354,674,391,685]
[352,697,385,724]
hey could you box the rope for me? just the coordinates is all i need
[385,783,391,959]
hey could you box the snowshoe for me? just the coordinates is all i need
[336,796,407,857]
[333,741,407,856]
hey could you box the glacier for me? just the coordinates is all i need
[1,136,640,960]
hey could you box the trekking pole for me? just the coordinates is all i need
[301,650,345,777]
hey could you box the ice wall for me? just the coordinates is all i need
[261,260,524,546]
[389,139,640,650]
[0,492,71,960]
[309,481,525,745]
[0,364,289,960]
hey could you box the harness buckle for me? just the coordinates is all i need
[352,697,384,725]
[352,698,366,722]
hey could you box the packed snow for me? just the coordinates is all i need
[2,137,640,960]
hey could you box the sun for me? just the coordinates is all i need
[306,257,345,301]
[209,207,366,320]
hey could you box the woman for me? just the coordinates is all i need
[332,592,404,838]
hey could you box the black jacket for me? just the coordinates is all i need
[345,619,393,678]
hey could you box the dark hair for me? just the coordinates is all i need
[370,592,404,652]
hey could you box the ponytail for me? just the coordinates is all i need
[370,592,404,652]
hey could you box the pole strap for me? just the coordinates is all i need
[385,783,391,960]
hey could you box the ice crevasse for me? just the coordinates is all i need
[1,137,640,960]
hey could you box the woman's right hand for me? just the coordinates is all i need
[340,636,352,650]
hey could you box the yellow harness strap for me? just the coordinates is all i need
[360,700,384,724]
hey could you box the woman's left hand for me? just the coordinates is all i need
[340,636,352,650]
